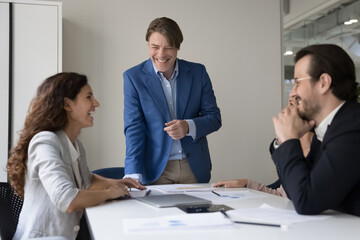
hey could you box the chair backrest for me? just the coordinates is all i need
[0,182,23,240]
[92,167,125,179]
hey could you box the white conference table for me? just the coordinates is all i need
[85,184,360,240]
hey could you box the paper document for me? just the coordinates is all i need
[228,204,330,225]
[123,212,234,234]
[186,189,265,204]
[147,184,214,193]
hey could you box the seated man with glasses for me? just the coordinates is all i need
[272,44,360,217]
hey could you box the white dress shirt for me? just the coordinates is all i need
[315,101,345,142]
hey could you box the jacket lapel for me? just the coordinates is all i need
[56,131,79,186]
[176,60,192,119]
[56,131,72,165]
[143,59,171,121]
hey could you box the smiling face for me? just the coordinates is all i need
[65,84,100,132]
[148,31,178,79]
[290,55,321,122]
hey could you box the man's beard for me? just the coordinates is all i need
[298,110,310,121]
[297,100,319,123]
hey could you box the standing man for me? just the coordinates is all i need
[123,17,221,185]
[272,44,360,216]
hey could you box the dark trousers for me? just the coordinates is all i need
[76,215,91,240]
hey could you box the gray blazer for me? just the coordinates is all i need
[13,130,93,240]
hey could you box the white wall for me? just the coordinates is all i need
[60,0,282,184]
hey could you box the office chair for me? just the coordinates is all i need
[0,182,23,240]
[92,167,125,179]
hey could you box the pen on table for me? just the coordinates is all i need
[219,209,283,228]
[145,189,151,196]
[211,190,221,196]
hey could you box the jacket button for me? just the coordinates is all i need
[74,225,80,231]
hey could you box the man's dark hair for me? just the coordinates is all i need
[295,44,358,101]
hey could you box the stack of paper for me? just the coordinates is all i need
[228,204,330,225]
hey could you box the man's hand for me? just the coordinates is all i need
[164,119,189,140]
[272,105,315,144]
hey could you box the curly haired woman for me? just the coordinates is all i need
[7,72,145,240]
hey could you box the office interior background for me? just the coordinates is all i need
[283,0,360,106]
[1,0,359,185]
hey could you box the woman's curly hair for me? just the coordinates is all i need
[6,72,88,198]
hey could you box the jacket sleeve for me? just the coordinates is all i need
[272,132,360,215]
[123,71,146,175]
[192,66,222,139]
[29,132,79,212]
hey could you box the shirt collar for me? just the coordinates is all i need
[315,101,345,142]
[65,135,80,162]
[152,59,179,80]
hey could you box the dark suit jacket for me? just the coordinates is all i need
[271,101,360,216]
[123,59,221,184]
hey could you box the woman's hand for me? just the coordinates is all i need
[212,179,248,188]
[106,184,131,199]
[105,178,146,199]
[94,178,147,202]
[90,174,146,191]
[116,178,146,190]
[66,183,131,213]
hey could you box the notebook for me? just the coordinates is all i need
[136,194,212,208]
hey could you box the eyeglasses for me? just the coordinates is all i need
[289,77,312,88]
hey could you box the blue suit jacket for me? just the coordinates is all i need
[123,59,221,184]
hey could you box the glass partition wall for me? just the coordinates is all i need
[283,0,360,106]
